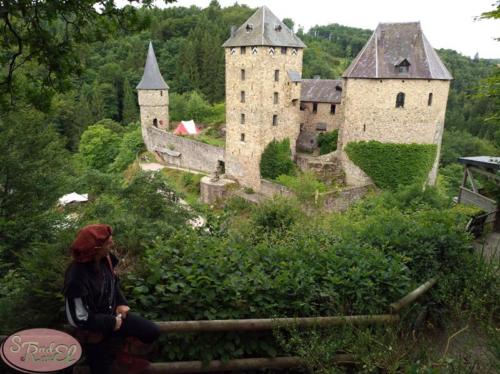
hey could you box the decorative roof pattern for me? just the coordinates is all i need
[222,6,306,48]
[137,42,169,90]
[343,22,452,80]
[301,79,343,103]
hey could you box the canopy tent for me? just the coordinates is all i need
[173,120,201,135]
[58,192,88,206]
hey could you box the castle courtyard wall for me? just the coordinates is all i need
[147,127,224,174]
[300,102,343,133]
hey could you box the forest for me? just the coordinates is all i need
[0,0,499,372]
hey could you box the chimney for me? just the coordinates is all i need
[230,26,236,37]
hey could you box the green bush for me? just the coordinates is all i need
[260,139,296,179]
[110,123,145,172]
[345,141,437,190]
[317,130,339,155]
[78,124,121,171]
[276,172,327,203]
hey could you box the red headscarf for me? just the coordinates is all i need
[70,224,113,263]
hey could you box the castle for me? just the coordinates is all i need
[137,6,452,194]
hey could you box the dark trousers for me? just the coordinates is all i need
[84,313,160,374]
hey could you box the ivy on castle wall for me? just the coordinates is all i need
[318,130,339,155]
[345,141,437,189]
[260,139,296,180]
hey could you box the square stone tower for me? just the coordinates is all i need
[137,42,169,150]
[338,22,452,185]
[222,6,306,190]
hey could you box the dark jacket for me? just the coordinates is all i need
[63,253,128,336]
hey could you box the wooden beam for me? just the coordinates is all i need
[145,355,356,373]
[466,167,478,193]
[389,278,438,313]
[155,314,399,333]
[469,166,500,185]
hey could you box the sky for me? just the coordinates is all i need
[147,0,500,59]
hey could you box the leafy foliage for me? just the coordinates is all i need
[260,139,296,180]
[317,130,339,155]
[110,124,145,172]
[78,124,121,171]
[276,172,328,203]
[346,141,437,189]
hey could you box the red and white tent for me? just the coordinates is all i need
[173,120,201,135]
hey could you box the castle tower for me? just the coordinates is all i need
[137,42,169,150]
[222,6,306,190]
[338,22,452,185]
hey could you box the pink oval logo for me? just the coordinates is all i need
[1,328,82,373]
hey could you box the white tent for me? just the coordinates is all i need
[58,192,88,206]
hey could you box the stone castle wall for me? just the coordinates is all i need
[338,78,450,185]
[224,46,303,190]
[300,102,343,133]
[147,127,224,174]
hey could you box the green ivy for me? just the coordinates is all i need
[317,130,339,155]
[345,141,437,189]
[259,139,296,179]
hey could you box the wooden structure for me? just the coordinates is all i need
[457,156,499,229]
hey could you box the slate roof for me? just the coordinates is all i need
[222,6,306,48]
[343,22,452,80]
[137,42,169,90]
[287,70,302,82]
[458,156,500,170]
[300,79,343,103]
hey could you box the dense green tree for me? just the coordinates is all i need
[78,123,121,170]
[122,78,138,124]
[260,139,296,180]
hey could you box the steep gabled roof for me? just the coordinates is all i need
[343,22,452,80]
[137,42,169,90]
[222,6,306,48]
[301,79,343,103]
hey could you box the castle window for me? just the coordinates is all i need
[241,46,246,55]
[428,93,433,106]
[395,59,410,74]
[160,91,163,96]
[300,103,306,111]
[313,103,318,113]
[240,113,245,124]
[241,91,245,103]
[246,24,253,32]
[281,47,287,55]
[292,99,298,106]
[300,123,305,132]
[272,114,278,126]
[273,92,279,104]
[241,133,245,142]
[275,24,282,32]
[153,118,158,127]
[274,69,279,82]
[241,69,245,81]
[330,104,336,114]
[396,92,405,108]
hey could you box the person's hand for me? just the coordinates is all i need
[116,305,130,319]
[114,314,123,331]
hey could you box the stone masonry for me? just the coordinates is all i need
[338,78,450,185]
[224,46,303,190]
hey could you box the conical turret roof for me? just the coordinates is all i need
[222,6,306,48]
[137,42,169,90]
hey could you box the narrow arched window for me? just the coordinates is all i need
[428,93,433,106]
[396,92,405,108]
[153,118,158,127]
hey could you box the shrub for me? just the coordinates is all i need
[110,123,145,172]
[260,139,296,179]
[250,196,301,233]
[78,124,121,171]
[317,130,338,155]
[276,172,327,203]
[345,141,437,190]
